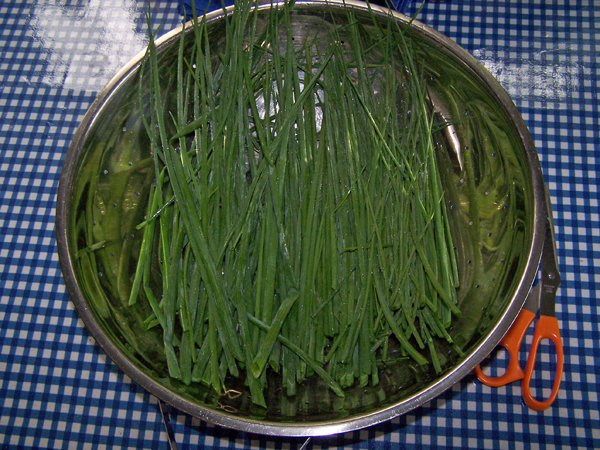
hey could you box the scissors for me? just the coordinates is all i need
[474,202,564,412]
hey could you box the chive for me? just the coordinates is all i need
[76,240,107,257]
[126,2,464,404]
[251,289,299,378]
[248,314,345,398]
[374,269,427,365]
[151,34,244,368]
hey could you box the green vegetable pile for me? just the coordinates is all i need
[130,1,461,407]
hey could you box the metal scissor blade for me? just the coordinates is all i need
[541,218,561,286]
[427,87,463,172]
[159,400,179,450]
[540,192,561,317]
[523,283,541,314]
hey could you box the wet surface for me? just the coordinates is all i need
[30,1,148,91]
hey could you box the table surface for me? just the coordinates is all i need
[1,1,598,448]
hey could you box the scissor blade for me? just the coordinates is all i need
[428,87,463,171]
[523,283,541,314]
[540,200,561,317]
[542,219,560,280]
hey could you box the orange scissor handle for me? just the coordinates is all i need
[521,315,564,412]
[474,308,536,387]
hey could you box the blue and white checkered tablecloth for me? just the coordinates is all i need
[0,1,598,448]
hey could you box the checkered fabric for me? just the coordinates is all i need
[1,1,598,448]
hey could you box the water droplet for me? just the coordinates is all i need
[484,191,489,196]
[103,169,109,175]
[192,63,197,69]
[112,202,117,208]
[98,271,104,278]
[128,161,133,166]
[122,127,127,132]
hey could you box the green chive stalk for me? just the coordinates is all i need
[130,1,461,406]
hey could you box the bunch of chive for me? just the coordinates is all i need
[130,1,460,407]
